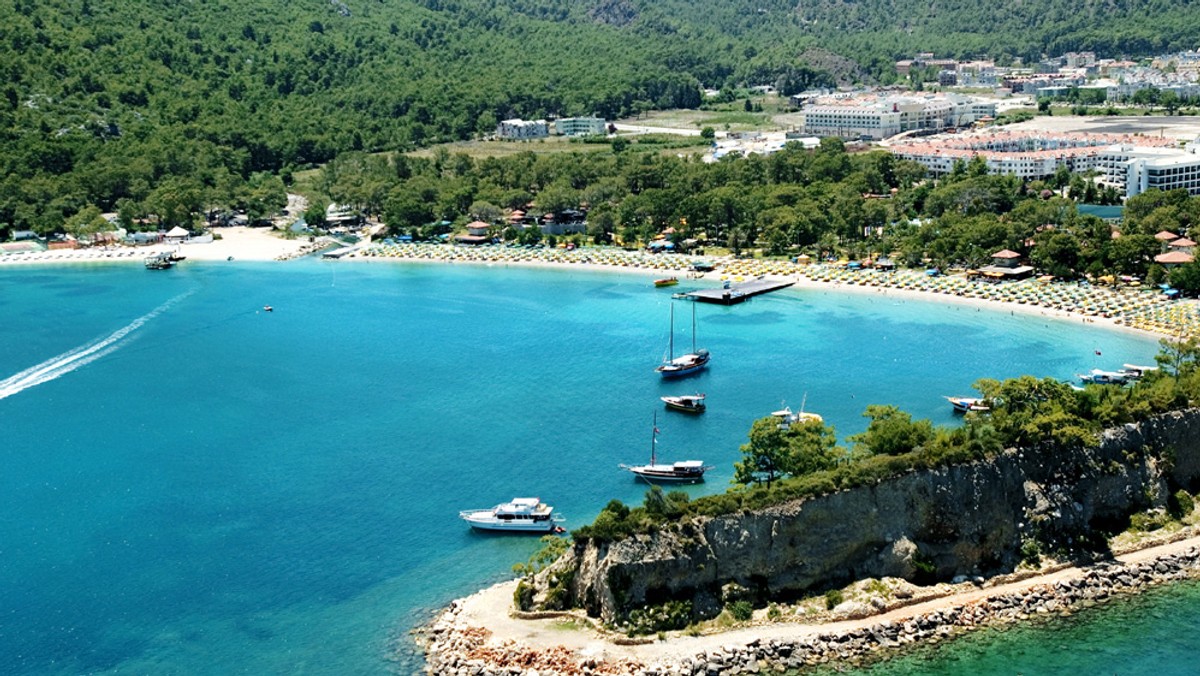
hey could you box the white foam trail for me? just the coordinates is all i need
[0,291,193,401]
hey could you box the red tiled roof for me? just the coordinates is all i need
[1155,251,1195,264]
[1155,230,1180,241]
[992,249,1021,259]
[1170,238,1196,248]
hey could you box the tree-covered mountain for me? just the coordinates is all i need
[1,0,1198,233]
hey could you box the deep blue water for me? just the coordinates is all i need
[0,260,1182,674]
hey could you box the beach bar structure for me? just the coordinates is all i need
[684,278,796,305]
[977,249,1034,281]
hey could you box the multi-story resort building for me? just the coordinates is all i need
[496,118,549,140]
[890,131,1200,198]
[797,93,996,141]
[553,117,607,137]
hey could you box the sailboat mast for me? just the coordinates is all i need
[650,412,658,465]
[668,303,675,360]
[691,302,697,354]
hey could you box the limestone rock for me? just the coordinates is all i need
[538,410,1200,626]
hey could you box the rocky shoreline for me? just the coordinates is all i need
[421,544,1200,675]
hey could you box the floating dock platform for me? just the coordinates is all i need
[684,278,795,305]
[321,244,364,259]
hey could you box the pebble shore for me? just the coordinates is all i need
[421,546,1200,676]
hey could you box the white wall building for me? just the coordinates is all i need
[892,132,1200,198]
[554,117,606,137]
[497,118,549,140]
[1122,143,1200,197]
[799,94,996,141]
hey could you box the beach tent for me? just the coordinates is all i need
[165,226,190,243]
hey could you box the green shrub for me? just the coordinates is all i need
[1020,539,1042,567]
[912,550,937,584]
[541,569,575,610]
[727,600,753,621]
[824,589,844,610]
[1168,490,1195,519]
[624,600,693,635]
[513,580,534,611]
[1130,509,1170,532]
[767,603,782,620]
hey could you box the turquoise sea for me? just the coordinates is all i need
[0,259,1190,674]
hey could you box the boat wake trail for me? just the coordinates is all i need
[0,291,194,401]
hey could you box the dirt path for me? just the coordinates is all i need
[451,533,1200,664]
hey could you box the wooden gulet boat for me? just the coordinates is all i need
[656,302,710,378]
[620,413,712,484]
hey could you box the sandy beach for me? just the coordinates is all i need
[5,233,1197,340]
[352,242,1198,341]
[0,226,315,265]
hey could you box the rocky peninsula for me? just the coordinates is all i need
[421,408,1200,674]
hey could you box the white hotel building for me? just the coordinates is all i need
[799,94,996,141]
[496,118,549,140]
[891,132,1200,198]
[1119,141,1200,197]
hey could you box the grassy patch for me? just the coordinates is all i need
[615,107,786,132]
[550,617,586,632]
[407,137,609,160]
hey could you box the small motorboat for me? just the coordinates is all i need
[654,277,679,287]
[772,395,822,428]
[263,305,273,312]
[1121,364,1159,379]
[772,406,823,427]
[944,396,990,413]
[144,252,175,270]
[661,393,706,414]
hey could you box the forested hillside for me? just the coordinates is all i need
[1,0,1197,234]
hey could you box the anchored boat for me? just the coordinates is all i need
[656,302,709,378]
[661,393,706,414]
[620,413,712,483]
[944,396,990,413]
[144,252,175,270]
[459,497,565,533]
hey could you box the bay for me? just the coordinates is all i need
[0,260,1178,674]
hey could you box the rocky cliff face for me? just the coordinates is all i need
[541,410,1200,625]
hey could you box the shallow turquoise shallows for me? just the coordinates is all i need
[0,260,1182,674]
[816,579,1200,676]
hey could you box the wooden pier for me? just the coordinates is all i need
[683,278,795,305]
